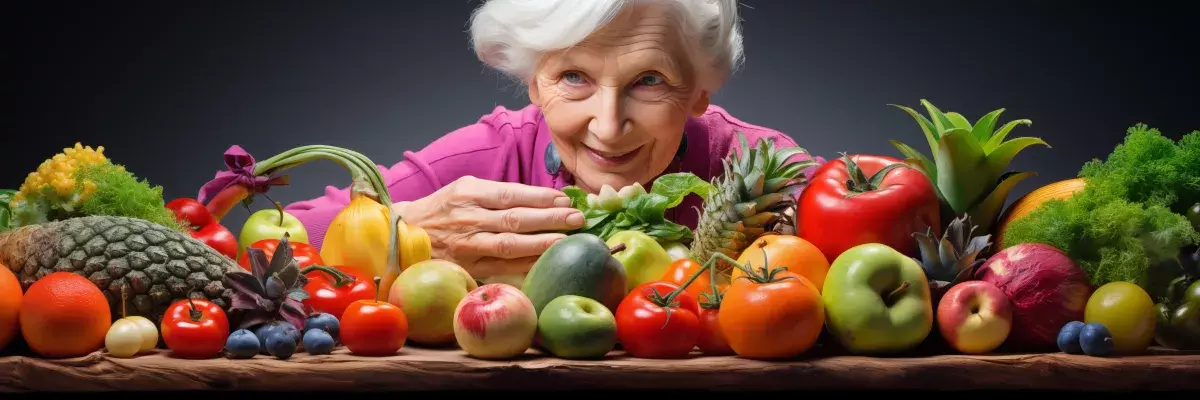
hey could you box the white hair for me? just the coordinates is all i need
[468,0,745,92]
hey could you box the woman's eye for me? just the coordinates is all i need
[562,72,585,85]
[636,75,664,86]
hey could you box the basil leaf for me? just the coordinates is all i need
[562,186,589,209]
[627,193,671,223]
[650,173,713,208]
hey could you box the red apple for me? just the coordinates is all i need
[453,283,538,360]
[937,280,1014,354]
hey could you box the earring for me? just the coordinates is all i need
[545,141,562,175]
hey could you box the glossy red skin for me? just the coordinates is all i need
[303,265,377,320]
[615,281,701,359]
[797,155,941,261]
[238,239,324,271]
[696,307,734,355]
[341,300,409,357]
[167,198,214,228]
[160,299,230,359]
[167,197,238,259]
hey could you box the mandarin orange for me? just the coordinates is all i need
[19,272,111,358]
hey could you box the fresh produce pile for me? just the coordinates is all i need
[1,99,1198,367]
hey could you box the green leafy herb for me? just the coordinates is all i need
[563,172,713,244]
[1002,124,1200,294]
[0,189,15,231]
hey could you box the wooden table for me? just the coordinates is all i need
[2,345,1198,392]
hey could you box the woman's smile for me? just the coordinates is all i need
[584,143,644,168]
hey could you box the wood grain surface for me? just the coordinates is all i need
[2,345,1198,392]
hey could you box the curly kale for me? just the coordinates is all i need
[1002,124,1200,293]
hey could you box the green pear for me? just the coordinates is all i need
[606,231,672,292]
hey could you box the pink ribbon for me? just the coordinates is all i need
[197,145,288,204]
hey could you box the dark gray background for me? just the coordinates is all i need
[6,0,1198,234]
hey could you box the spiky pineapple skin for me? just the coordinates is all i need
[0,215,239,324]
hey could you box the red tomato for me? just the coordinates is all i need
[238,239,323,271]
[341,299,408,357]
[615,281,701,359]
[697,307,733,355]
[797,154,941,261]
[302,265,377,320]
[166,198,214,229]
[660,258,716,301]
[160,298,230,359]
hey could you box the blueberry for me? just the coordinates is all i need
[1080,322,1115,357]
[254,321,301,351]
[305,313,340,341]
[1057,321,1086,354]
[303,328,336,355]
[266,331,298,359]
[225,329,260,359]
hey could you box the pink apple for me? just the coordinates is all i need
[453,283,538,360]
[937,280,1014,354]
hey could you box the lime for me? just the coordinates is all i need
[1084,281,1157,354]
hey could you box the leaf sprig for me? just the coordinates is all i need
[562,173,712,244]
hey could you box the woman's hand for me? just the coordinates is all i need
[393,176,586,279]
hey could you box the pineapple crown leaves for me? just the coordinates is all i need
[888,99,1050,233]
[223,232,311,330]
[912,213,993,285]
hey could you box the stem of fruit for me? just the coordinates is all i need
[274,200,286,226]
[186,297,203,322]
[841,152,906,196]
[658,252,743,306]
[120,285,128,319]
[887,281,911,305]
[609,243,627,254]
[300,265,357,287]
[373,276,383,302]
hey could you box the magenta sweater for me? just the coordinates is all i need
[284,104,826,251]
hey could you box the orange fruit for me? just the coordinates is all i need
[20,272,112,358]
[0,264,22,350]
[732,234,831,293]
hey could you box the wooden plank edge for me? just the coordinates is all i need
[1,346,1198,392]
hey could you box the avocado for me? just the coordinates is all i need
[522,233,628,316]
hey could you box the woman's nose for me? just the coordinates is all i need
[588,86,631,142]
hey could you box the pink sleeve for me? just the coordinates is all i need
[284,114,523,251]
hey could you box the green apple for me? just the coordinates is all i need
[239,201,309,255]
[606,230,672,292]
[537,295,618,359]
[662,241,690,262]
[822,243,934,354]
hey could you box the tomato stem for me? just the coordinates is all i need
[840,152,907,197]
[186,296,203,322]
[300,265,357,287]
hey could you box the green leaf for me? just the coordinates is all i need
[920,99,956,137]
[986,137,1051,176]
[890,140,937,183]
[944,112,974,131]
[626,193,672,223]
[890,104,941,156]
[649,172,713,209]
[562,186,590,209]
[935,128,990,214]
[969,171,1037,234]
[971,108,1005,143]
[984,119,1033,153]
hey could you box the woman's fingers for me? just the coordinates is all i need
[469,256,541,280]
[480,206,585,233]
[471,179,573,210]
[461,232,566,260]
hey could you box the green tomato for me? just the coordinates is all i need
[1084,282,1158,355]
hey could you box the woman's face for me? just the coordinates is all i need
[530,4,712,194]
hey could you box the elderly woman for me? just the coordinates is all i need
[283,0,824,282]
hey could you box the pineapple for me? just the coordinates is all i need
[912,213,993,302]
[0,215,240,324]
[224,233,313,331]
[889,100,1049,235]
[689,132,819,270]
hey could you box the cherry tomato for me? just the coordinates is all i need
[660,258,716,300]
[238,238,323,271]
[303,265,377,320]
[166,198,214,229]
[697,306,734,355]
[341,298,409,357]
[160,298,230,359]
[615,281,701,359]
